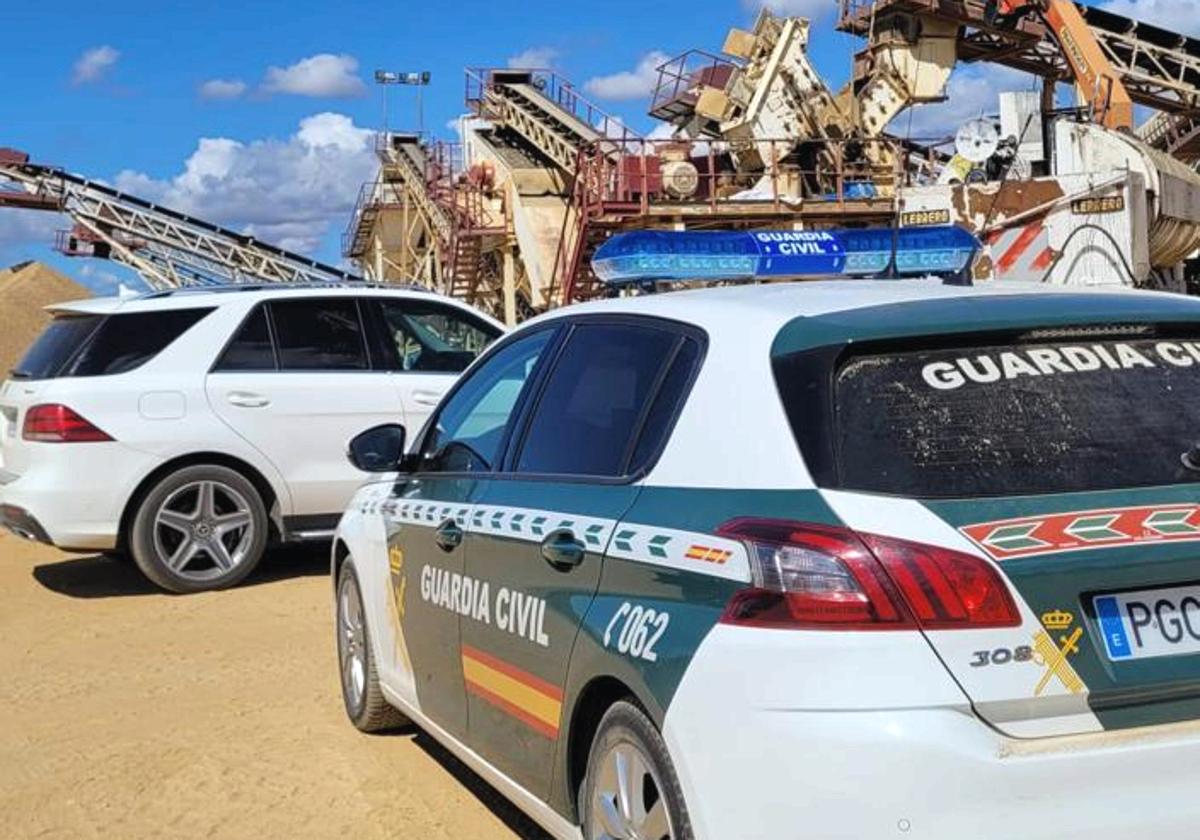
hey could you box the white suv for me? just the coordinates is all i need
[0,284,502,592]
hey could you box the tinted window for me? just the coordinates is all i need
[422,329,553,472]
[378,300,498,373]
[11,315,102,379]
[21,308,213,378]
[270,299,368,371]
[629,337,701,472]
[515,324,680,478]
[797,332,1200,498]
[213,306,275,371]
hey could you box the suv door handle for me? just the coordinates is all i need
[227,392,271,408]
[435,518,464,552]
[541,529,586,570]
[412,389,445,407]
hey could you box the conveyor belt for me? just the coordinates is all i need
[0,153,363,289]
[840,0,1200,122]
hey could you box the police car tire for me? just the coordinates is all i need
[336,561,409,733]
[580,701,694,840]
[129,464,268,594]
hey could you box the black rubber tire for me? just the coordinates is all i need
[129,464,268,594]
[580,701,693,840]
[336,560,409,733]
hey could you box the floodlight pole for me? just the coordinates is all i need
[374,70,432,136]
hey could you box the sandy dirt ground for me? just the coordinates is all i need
[0,533,550,840]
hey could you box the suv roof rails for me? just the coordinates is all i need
[136,280,435,300]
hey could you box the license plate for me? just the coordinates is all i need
[1094,585,1200,661]
[0,406,14,439]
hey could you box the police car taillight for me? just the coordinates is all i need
[716,519,1019,631]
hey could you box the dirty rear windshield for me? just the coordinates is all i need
[776,328,1200,498]
[12,309,213,380]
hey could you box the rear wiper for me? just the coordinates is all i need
[8,370,31,380]
[1182,444,1200,472]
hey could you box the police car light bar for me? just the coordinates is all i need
[590,225,981,285]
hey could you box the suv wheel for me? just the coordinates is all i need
[129,464,268,593]
[580,701,693,840]
[336,560,409,732]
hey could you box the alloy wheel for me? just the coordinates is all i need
[589,741,675,840]
[152,479,255,583]
[338,575,367,712]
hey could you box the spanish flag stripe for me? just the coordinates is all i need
[462,644,564,700]
[465,680,560,739]
[460,646,563,737]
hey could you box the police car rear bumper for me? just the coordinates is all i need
[663,625,1200,840]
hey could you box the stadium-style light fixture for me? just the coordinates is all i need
[374,70,432,133]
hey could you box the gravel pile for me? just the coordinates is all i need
[0,261,90,376]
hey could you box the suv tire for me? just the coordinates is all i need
[129,464,269,593]
[580,701,693,840]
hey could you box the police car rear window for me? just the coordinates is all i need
[786,330,1200,498]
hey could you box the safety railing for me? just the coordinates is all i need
[570,136,906,216]
[465,67,642,146]
[341,181,407,258]
[649,50,740,124]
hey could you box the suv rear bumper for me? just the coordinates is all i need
[0,443,161,551]
[0,504,52,544]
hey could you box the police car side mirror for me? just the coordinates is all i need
[348,424,408,473]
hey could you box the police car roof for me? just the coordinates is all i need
[535,279,1200,337]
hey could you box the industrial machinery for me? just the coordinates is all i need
[0,148,363,289]
[7,1,1200,312]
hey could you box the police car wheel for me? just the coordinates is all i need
[129,464,268,594]
[581,701,693,840]
[336,560,409,733]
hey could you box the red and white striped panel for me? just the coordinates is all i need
[985,221,1054,283]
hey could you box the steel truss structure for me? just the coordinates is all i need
[0,149,362,290]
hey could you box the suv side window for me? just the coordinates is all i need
[513,322,685,478]
[420,329,554,473]
[213,305,276,371]
[268,299,369,371]
[376,299,498,373]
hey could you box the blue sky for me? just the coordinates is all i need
[0,0,1190,293]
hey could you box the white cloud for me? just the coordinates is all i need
[261,54,366,98]
[891,64,1036,139]
[1100,0,1200,36]
[748,0,837,17]
[113,113,377,253]
[77,263,144,295]
[584,51,671,101]
[0,208,60,252]
[199,78,247,100]
[71,45,119,85]
[508,46,560,69]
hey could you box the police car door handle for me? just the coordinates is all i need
[435,518,464,552]
[541,530,586,570]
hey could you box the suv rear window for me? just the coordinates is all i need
[777,329,1200,498]
[11,315,102,379]
[13,308,213,380]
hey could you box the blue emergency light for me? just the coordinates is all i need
[591,225,980,285]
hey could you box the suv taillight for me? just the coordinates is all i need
[22,404,114,443]
[717,518,1020,631]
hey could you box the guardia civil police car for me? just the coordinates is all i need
[331,228,1200,840]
